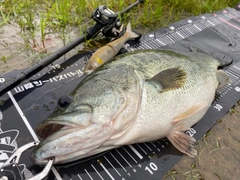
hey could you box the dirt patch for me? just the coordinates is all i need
[0,23,83,74]
[164,103,240,180]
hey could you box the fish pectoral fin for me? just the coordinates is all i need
[172,103,207,125]
[148,67,187,92]
[217,70,230,89]
[167,127,197,157]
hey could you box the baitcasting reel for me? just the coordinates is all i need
[92,5,122,37]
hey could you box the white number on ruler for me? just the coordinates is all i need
[51,64,61,69]
[0,78,5,83]
[214,104,223,111]
[145,162,158,175]
[235,87,240,92]
[185,128,196,137]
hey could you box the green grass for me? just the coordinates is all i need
[0,0,239,60]
[1,0,239,32]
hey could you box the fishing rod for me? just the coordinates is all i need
[0,0,144,97]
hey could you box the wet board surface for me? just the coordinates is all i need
[0,7,240,180]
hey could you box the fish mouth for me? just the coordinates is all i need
[36,122,65,139]
[32,120,80,165]
[31,116,114,165]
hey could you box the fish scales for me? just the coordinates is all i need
[104,51,219,144]
[32,50,229,165]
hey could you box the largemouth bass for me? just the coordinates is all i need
[32,50,230,165]
[83,22,139,72]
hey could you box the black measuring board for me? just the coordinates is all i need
[0,7,240,180]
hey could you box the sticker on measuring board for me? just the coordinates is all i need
[1,7,240,180]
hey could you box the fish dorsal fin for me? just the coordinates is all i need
[148,67,187,92]
[217,70,230,89]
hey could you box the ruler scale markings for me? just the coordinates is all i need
[227,66,240,74]
[156,139,169,147]
[149,40,160,48]
[161,36,171,44]
[163,138,170,145]
[170,33,181,41]
[226,69,240,80]
[228,68,240,77]
[191,25,200,33]
[147,41,158,48]
[77,174,83,180]
[122,146,138,163]
[233,65,240,71]
[84,169,93,180]
[174,31,184,40]
[136,144,148,155]
[128,145,143,160]
[156,39,165,46]
[228,13,240,22]
[156,140,162,145]
[151,142,161,152]
[91,164,104,180]
[176,31,185,39]
[168,33,179,41]
[115,149,133,168]
[109,152,127,172]
[145,41,156,49]
[207,20,216,26]
[199,22,207,29]
[204,21,213,28]
[158,37,167,45]
[178,29,191,37]
[164,35,174,43]
[143,143,153,151]
[148,142,160,152]
[166,35,175,43]
[140,44,148,50]
[144,43,153,49]
[203,20,213,28]
[104,156,121,177]
[184,28,194,36]
[153,39,164,47]
[213,18,221,24]
[137,46,144,50]
[217,89,228,96]
[187,26,196,34]
[185,28,194,35]
[193,24,202,31]
[226,73,238,81]
[134,45,141,50]
[150,142,156,148]
[197,22,207,30]
[151,40,162,48]
[98,160,115,180]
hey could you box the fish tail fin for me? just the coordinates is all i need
[126,22,139,39]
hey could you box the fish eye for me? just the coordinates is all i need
[58,95,73,108]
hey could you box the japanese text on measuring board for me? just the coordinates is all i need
[13,67,83,93]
